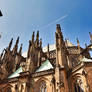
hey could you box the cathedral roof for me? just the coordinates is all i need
[36,60,53,72]
[8,67,23,78]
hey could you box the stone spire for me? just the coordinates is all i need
[19,44,22,55]
[39,38,42,48]
[0,50,4,60]
[12,37,19,54]
[8,38,13,50]
[36,31,39,41]
[76,38,80,53]
[35,31,39,47]
[32,32,35,43]
[56,24,61,33]
[27,40,32,58]
[47,44,50,58]
[77,38,80,45]
[89,32,92,44]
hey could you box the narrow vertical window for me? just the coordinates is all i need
[74,83,77,92]
[39,81,47,92]
[74,82,84,92]
[6,88,12,92]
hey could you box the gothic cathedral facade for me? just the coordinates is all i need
[0,24,92,92]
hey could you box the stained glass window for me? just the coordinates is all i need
[39,81,47,92]
[6,88,12,92]
[74,82,84,92]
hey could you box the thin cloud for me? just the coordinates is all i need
[39,14,68,30]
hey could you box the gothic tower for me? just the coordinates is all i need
[55,24,69,92]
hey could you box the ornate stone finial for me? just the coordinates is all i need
[76,38,80,53]
[32,32,35,43]
[35,31,39,47]
[36,31,39,40]
[55,24,64,49]
[19,44,22,55]
[76,38,80,46]
[89,32,92,44]
[8,38,13,50]
[56,24,64,41]
[56,24,61,33]
[40,38,42,48]
[15,36,19,46]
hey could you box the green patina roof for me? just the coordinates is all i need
[36,60,53,72]
[8,67,23,78]
[8,60,53,78]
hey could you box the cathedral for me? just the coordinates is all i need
[0,24,92,92]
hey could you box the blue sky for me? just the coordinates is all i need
[0,0,92,54]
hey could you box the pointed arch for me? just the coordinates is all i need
[39,81,47,92]
[34,77,50,92]
[2,84,12,92]
[71,74,85,92]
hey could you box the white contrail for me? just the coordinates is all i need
[39,14,68,30]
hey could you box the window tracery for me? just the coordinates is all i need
[6,88,12,92]
[39,81,47,92]
[74,79,84,92]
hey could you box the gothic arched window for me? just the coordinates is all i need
[6,88,12,92]
[74,81,84,92]
[39,81,47,92]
